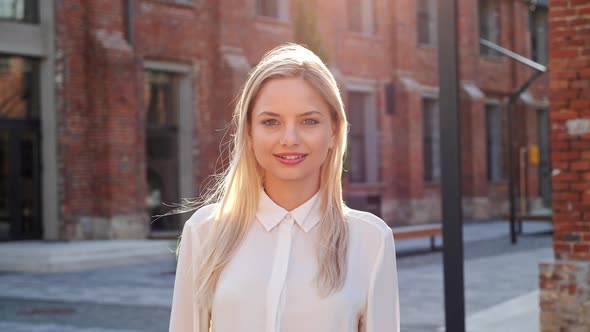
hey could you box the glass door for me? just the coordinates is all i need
[0,55,42,240]
[0,124,41,240]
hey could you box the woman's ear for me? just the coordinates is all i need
[329,123,336,149]
[247,124,253,149]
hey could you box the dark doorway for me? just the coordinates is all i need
[0,55,42,241]
[143,70,181,233]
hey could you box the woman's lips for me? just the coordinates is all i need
[274,154,307,165]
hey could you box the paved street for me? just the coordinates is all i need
[397,221,552,331]
[0,220,553,332]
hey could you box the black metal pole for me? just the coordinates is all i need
[507,69,545,244]
[479,38,547,244]
[438,0,465,331]
[507,100,518,244]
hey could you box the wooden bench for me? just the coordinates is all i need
[391,224,443,250]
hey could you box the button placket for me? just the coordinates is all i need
[266,214,296,332]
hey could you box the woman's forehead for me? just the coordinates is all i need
[252,78,331,115]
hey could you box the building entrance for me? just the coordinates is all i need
[0,55,42,241]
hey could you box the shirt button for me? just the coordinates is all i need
[285,214,292,220]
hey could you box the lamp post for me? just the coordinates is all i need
[438,0,465,331]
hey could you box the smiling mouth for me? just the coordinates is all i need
[275,155,307,160]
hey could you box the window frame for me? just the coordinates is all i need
[479,0,501,57]
[417,0,437,46]
[0,0,38,23]
[255,0,289,22]
[485,103,504,182]
[422,97,441,183]
[529,6,548,65]
[143,60,196,205]
[346,83,379,184]
[347,0,375,35]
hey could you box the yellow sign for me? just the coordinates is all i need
[529,145,540,165]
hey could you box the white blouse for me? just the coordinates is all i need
[169,189,400,332]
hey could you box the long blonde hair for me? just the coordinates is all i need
[187,43,349,307]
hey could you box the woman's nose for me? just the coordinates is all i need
[280,124,299,146]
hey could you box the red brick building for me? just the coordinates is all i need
[539,0,590,330]
[0,0,549,241]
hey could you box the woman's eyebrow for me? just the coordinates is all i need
[256,110,324,117]
[256,111,280,117]
[300,110,323,117]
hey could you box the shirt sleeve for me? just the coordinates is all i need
[360,229,400,332]
[169,219,210,332]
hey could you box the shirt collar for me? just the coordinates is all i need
[256,188,322,233]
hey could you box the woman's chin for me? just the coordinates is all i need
[265,171,310,184]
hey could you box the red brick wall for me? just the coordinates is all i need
[55,0,220,239]
[540,262,590,330]
[55,0,94,238]
[540,0,590,330]
[53,0,549,238]
[547,0,590,261]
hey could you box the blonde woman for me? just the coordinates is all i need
[169,43,399,332]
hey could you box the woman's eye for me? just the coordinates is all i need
[263,119,279,126]
[303,119,319,125]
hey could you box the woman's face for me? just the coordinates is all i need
[249,77,335,189]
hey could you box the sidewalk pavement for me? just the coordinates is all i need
[0,219,553,332]
[397,220,552,332]
[464,290,539,332]
[0,239,176,273]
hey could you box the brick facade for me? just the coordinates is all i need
[55,0,220,239]
[47,0,549,240]
[540,0,590,330]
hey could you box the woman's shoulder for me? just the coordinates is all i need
[183,203,219,232]
[344,207,391,235]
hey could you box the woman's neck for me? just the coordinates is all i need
[263,179,320,211]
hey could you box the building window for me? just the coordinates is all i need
[529,6,548,65]
[347,90,379,183]
[0,0,37,23]
[144,70,181,231]
[422,99,440,183]
[256,0,288,21]
[0,56,39,120]
[256,0,278,19]
[145,72,178,126]
[348,91,367,182]
[122,0,134,45]
[348,0,374,34]
[486,104,503,182]
[417,0,437,46]
[479,0,500,56]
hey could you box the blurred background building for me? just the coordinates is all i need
[0,0,549,241]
